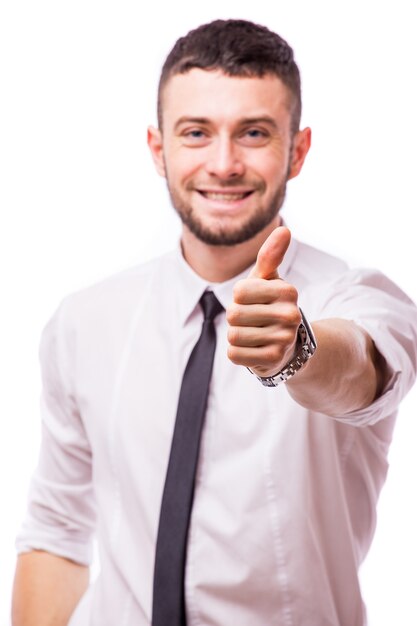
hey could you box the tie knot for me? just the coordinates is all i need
[200,291,224,322]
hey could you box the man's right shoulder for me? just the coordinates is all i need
[47,249,178,336]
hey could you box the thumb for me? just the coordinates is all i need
[249,226,291,280]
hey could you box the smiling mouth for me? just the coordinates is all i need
[198,190,254,201]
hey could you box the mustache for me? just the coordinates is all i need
[186,179,265,192]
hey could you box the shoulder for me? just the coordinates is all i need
[288,237,416,320]
[66,250,176,312]
[286,238,349,289]
[44,250,178,343]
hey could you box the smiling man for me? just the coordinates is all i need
[151,69,305,251]
[12,19,417,626]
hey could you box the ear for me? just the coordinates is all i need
[147,125,166,178]
[287,127,311,180]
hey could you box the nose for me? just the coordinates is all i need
[205,135,245,180]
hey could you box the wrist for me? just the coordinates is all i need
[248,308,317,387]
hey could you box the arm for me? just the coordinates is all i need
[227,227,387,416]
[12,551,89,626]
[286,318,386,415]
[13,301,96,625]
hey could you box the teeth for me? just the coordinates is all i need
[202,192,248,201]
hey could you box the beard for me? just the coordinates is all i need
[166,177,288,247]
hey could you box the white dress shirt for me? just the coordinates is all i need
[16,237,417,626]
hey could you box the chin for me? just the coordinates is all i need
[185,219,273,247]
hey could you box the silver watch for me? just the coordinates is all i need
[249,308,317,387]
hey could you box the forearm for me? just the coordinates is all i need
[286,318,386,416]
[12,550,89,626]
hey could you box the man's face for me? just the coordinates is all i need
[148,69,309,246]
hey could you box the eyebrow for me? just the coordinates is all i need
[174,116,280,131]
[239,116,279,129]
[174,117,210,131]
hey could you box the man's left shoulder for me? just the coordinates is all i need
[287,238,349,288]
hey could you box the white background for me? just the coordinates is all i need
[1,1,416,624]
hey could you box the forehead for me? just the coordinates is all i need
[160,69,293,128]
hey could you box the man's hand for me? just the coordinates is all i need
[226,225,385,416]
[226,227,301,378]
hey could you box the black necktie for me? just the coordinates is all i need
[152,290,224,626]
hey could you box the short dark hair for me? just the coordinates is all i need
[157,19,302,134]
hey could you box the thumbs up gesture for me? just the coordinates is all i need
[226,227,301,378]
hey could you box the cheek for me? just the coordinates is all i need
[246,152,289,186]
[165,146,206,183]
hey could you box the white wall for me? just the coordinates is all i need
[1,1,416,624]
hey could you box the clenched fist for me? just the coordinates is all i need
[226,227,301,378]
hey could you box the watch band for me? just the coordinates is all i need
[248,308,317,387]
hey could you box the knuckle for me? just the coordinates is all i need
[283,307,301,332]
[272,304,301,328]
[263,345,282,364]
[278,329,297,345]
[292,307,302,326]
[227,345,240,364]
[226,304,241,325]
[290,285,299,301]
[227,326,240,345]
[279,282,298,302]
[232,280,247,303]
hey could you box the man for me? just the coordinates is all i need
[12,18,417,626]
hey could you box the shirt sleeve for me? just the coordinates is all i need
[15,300,96,565]
[309,268,417,426]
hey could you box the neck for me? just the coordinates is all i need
[181,218,282,282]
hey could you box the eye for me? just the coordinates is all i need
[240,127,269,146]
[246,129,265,137]
[187,130,205,138]
[181,128,210,146]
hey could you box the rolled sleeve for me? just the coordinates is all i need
[312,268,417,426]
[16,301,96,565]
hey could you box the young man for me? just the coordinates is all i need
[12,19,417,626]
